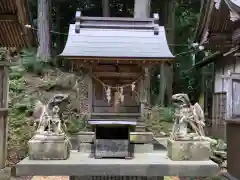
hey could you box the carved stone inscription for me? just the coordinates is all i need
[95,139,129,158]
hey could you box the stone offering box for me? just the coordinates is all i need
[28,133,71,160]
[167,139,212,161]
[89,120,136,159]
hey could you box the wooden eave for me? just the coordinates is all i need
[195,0,235,47]
[59,56,174,65]
[0,0,37,48]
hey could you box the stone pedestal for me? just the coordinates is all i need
[28,134,70,160]
[0,167,11,180]
[167,139,211,161]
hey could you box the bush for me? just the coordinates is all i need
[145,105,174,136]
[21,48,51,75]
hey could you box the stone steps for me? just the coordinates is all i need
[90,113,141,120]
[135,121,146,132]
[135,125,146,132]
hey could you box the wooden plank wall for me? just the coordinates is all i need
[212,55,240,139]
[214,56,238,92]
[212,92,226,140]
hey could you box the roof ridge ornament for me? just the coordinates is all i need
[153,13,159,35]
[75,11,81,34]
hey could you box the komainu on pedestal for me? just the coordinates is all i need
[167,93,217,161]
[28,94,71,160]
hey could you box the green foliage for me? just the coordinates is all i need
[0,48,7,61]
[9,66,25,80]
[9,77,26,94]
[7,66,35,165]
[65,115,88,134]
[146,106,174,136]
[173,0,202,99]
[21,48,51,75]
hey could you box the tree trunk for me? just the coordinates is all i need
[56,3,61,54]
[37,0,51,62]
[102,0,110,17]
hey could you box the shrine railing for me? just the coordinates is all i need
[211,92,226,140]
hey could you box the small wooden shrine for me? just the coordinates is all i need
[59,11,174,158]
[195,0,240,179]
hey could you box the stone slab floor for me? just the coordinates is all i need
[29,177,178,180]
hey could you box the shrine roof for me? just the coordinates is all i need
[195,0,240,46]
[193,0,240,68]
[59,12,174,60]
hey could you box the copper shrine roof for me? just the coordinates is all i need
[59,11,174,60]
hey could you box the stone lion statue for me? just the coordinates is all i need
[171,93,206,140]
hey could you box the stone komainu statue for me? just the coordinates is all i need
[32,94,70,129]
[171,93,206,140]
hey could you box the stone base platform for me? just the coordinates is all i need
[70,176,163,180]
[28,135,70,160]
[16,151,219,177]
[71,132,154,144]
[0,167,11,180]
[167,139,212,161]
[222,172,240,180]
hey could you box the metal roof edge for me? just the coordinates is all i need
[57,55,175,60]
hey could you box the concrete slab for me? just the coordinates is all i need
[132,144,154,153]
[154,137,169,148]
[130,132,153,143]
[16,151,219,177]
[70,176,164,180]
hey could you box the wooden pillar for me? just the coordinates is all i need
[134,0,151,18]
[140,67,150,120]
[87,68,93,116]
[159,63,166,106]
[0,65,9,169]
